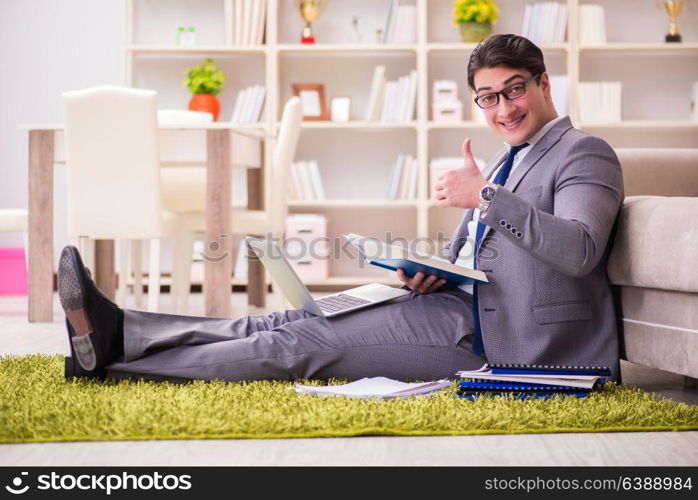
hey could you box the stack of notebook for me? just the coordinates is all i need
[455,363,611,400]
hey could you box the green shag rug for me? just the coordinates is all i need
[1,354,697,443]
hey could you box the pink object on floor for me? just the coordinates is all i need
[0,248,28,295]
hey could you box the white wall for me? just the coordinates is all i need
[0,0,124,266]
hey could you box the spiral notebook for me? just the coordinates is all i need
[456,363,611,393]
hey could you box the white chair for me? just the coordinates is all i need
[160,97,303,314]
[0,208,29,270]
[63,85,179,312]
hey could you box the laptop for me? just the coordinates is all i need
[246,237,411,318]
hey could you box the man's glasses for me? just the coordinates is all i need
[474,73,541,109]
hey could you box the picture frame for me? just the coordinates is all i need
[330,96,351,122]
[292,83,328,121]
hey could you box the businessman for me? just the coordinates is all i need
[59,34,623,383]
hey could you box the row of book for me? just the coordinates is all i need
[579,4,607,45]
[224,0,267,46]
[386,154,419,200]
[230,85,266,123]
[293,364,611,400]
[365,66,418,123]
[382,0,417,44]
[289,160,326,200]
[521,2,568,43]
[578,81,622,124]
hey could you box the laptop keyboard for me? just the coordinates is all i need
[316,293,372,314]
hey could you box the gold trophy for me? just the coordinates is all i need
[656,0,690,42]
[298,0,326,44]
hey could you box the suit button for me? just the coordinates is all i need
[516,231,523,238]
[510,227,517,234]
[505,223,512,230]
[500,220,506,227]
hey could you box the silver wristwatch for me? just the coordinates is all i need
[478,182,498,212]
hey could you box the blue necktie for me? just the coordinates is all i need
[471,142,529,355]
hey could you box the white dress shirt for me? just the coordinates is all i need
[456,115,567,294]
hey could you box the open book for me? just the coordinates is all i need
[343,233,488,286]
[294,377,452,400]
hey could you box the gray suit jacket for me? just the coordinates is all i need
[445,116,624,378]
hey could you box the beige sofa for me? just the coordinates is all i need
[608,148,698,380]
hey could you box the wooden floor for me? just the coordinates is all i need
[1,292,696,466]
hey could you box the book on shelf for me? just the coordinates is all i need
[521,2,568,43]
[549,75,568,117]
[289,160,326,201]
[390,4,417,43]
[578,81,622,123]
[365,65,386,121]
[230,0,266,46]
[385,154,418,200]
[343,233,488,286]
[456,363,611,399]
[379,70,418,123]
[579,4,606,45]
[230,85,266,123]
[382,0,399,43]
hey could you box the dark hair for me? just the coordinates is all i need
[467,34,546,92]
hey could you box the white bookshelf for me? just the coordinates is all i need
[124,0,698,288]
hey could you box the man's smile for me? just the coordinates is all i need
[499,112,527,130]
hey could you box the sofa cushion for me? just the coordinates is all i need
[608,195,698,293]
[615,148,698,197]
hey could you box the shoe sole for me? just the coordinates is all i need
[58,247,99,372]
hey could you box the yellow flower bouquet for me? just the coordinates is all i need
[451,0,499,43]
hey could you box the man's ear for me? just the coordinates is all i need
[539,72,552,97]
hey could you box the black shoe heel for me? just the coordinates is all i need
[63,355,106,380]
[64,356,76,379]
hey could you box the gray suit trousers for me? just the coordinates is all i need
[106,288,487,382]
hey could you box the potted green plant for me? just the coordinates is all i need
[182,58,225,121]
[452,0,499,43]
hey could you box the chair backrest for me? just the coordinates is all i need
[267,97,302,236]
[615,148,698,198]
[63,85,162,239]
[157,109,213,124]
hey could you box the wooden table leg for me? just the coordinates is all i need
[28,130,54,322]
[204,129,233,318]
[246,142,266,308]
[94,240,116,301]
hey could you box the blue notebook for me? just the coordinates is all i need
[343,233,488,286]
[458,381,592,392]
[488,363,612,377]
[458,392,589,400]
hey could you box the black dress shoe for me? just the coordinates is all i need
[58,246,124,379]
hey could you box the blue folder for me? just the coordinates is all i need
[458,392,589,400]
[458,381,591,392]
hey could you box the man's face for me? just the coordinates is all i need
[473,66,553,146]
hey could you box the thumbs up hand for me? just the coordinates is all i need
[433,138,486,209]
